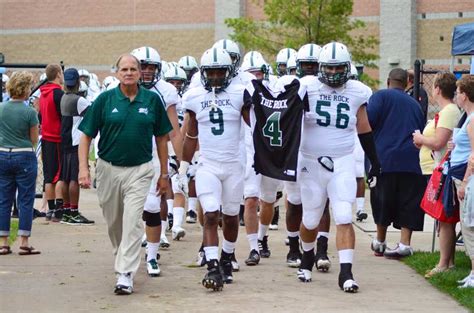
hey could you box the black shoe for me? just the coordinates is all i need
[315,236,331,272]
[33,209,46,219]
[339,263,359,293]
[185,210,197,224]
[269,206,279,230]
[286,250,302,268]
[356,210,368,222]
[51,209,63,223]
[67,211,95,225]
[297,249,315,282]
[167,213,173,231]
[45,210,55,221]
[202,260,224,291]
[245,249,260,266]
[220,252,233,284]
[258,235,271,258]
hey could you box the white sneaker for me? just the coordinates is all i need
[458,274,473,284]
[458,277,474,288]
[371,239,386,256]
[141,234,147,247]
[160,235,170,248]
[114,273,133,295]
[172,226,186,241]
[269,224,278,230]
[146,259,161,277]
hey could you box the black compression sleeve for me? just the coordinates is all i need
[358,131,380,167]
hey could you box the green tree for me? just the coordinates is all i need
[225,0,379,87]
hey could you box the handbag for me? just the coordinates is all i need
[420,152,460,223]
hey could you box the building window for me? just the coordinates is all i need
[421,13,426,19]
[458,12,463,18]
[458,58,463,64]
[439,35,444,41]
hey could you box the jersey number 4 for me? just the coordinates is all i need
[263,112,282,146]
[316,100,350,129]
[209,107,224,135]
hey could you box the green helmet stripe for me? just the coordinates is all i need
[287,48,290,59]
[213,48,217,62]
[332,42,336,59]
[175,67,178,75]
[146,47,150,59]
[250,51,254,67]
[310,44,314,56]
[186,56,190,66]
[223,40,227,49]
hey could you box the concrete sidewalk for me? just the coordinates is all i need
[0,189,468,313]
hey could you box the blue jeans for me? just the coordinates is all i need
[0,151,37,237]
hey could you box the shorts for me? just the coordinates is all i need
[41,139,62,184]
[195,158,244,216]
[370,172,426,231]
[260,175,282,203]
[60,148,79,183]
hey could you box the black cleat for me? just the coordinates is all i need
[356,210,368,222]
[258,235,271,258]
[315,236,331,272]
[297,249,315,282]
[220,252,234,284]
[202,260,224,291]
[245,249,261,266]
[339,263,359,293]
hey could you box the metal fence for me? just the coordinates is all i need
[414,60,470,121]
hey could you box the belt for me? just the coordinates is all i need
[0,147,34,152]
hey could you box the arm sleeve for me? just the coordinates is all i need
[243,89,253,110]
[78,95,103,138]
[53,89,64,116]
[437,105,461,130]
[154,95,173,136]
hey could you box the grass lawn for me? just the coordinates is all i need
[8,219,18,246]
[403,251,474,311]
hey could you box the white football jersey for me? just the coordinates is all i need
[184,80,246,163]
[149,79,180,110]
[299,77,372,158]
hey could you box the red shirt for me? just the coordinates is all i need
[39,83,64,142]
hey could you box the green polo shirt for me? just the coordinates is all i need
[78,85,172,166]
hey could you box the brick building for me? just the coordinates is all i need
[1,0,473,85]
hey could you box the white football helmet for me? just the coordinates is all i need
[200,47,233,93]
[102,76,119,90]
[212,39,241,75]
[296,43,322,77]
[130,46,162,88]
[349,63,359,80]
[78,69,91,86]
[78,81,88,98]
[241,51,269,78]
[318,42,352,87]
[164,66,187,95]
[40,73,47,81]
[286,55,297,75]
[178,56,199,81]
[276,48,297,76]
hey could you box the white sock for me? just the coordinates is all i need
[287,231,299,238]
[247,233,259,251]
[203,246,219,261]
[188,197,197,213]
[317,232,329,239]
[399,242,410,250]
[146,242,160,262]
[222,239,236,254]
[166,199,174,216]
[257,223,269,241]
[356,197,365,212]
[301,240,315,252]
[173,207,185,228]
[338,249,354,264]
[161,220,167,236]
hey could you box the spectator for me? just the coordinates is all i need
[413,72,461,277]
[406,69,429,122]
[0,71,40,255]
[2,74,10,102]
[39,64,64,222]
[368,68,426,259]
[59,68,94,225]
[78,54,172,295]
[450,75,474,288]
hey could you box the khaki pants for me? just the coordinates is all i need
[96,158,154,275]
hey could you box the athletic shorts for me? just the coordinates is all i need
[195,158,244,216]
[370,172,426,231]
[60,148,79,183]
[41,139,62,184]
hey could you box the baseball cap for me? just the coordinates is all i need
[64,68,79,87]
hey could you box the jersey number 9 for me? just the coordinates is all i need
[209,107,224,135]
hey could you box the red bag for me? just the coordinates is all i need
[421,153,460,223]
